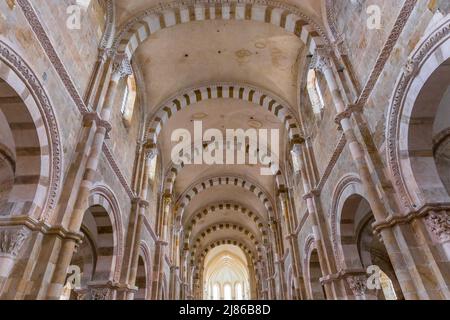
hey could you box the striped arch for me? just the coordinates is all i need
[177,175,274,218]
[114,0,326,59]
[146,83,303,148]
[192,238,258,270]
[303,233,325,300]
[163,138,286,194]
[189,222,261,258]
[183,201,269,245]
[0,41,61,220]
[87,185,124,282]
[329,174,365,269]
[136,241,152,300]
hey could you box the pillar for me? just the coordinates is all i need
[44,55,133,300]
[312,47,419,299]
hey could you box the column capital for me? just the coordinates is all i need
[334,104,364,125]
[285,233,298,241]
[311,46,334,72]
[303,189,320,200]
[163,194,173,206]
[111,54,133,80]
[82,112,112,132]
[346,275,368,298]
[0,226,30,257]
[144,147,158,161]
[132,197,150,209]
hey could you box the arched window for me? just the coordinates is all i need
[307,69,325,116]
[235,283,243,300]
[120,75,137,126]
[224,283,232,300]
[213,283,221,300]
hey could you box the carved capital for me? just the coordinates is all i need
[425,210,450,243]
[145,148,158,161]
[112,55,133,80]
[303,189,320,200]
[334,104,364,125]
[83,112,112,133]
[90,287,113,300]
[346,275,367,297]
[0,227,30,257]
[311,47,333,72]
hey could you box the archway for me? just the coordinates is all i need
[0,62,58,219]
[307,248,325,300]
[339,194,401,300]
[135,255,148,300]
[203,245,251,300]
[62,204,117,300]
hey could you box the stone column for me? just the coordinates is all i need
[291,143,336,299]
[126,149,157,300]
[169,265,179,300]
[151,239,168,299]
[312,48,420,299]
[84,49,109,111]
[278,192,306,299]
[45,56,133,300]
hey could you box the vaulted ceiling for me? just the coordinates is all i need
[113,0,328,273]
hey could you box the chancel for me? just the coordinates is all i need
[0,0,449,301]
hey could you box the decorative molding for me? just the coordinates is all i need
[102,143,135,199]
[17,0,89,115]
[17,0,135,204]
[0,215,83,243]
[0,40,62,218]
[99,0,116,50]
[386,16,450,209]
[356,0,418,106]
[329,174,362,267]
[316,133,347,192]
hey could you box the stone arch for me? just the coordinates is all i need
[189,222,261,257]
[177,175,275,219]
[303,234,325,300]
[146,83,303,148]
[163,137,285,194]
[113,0,327,59]
[0,40,61,220]
[329,174,364,268]
[183,201,269,245]
[330,175,404,299]
[386,16,450,209]
[87,185,124,282]
[193,239,259,282]
[136,242,152,300]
